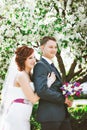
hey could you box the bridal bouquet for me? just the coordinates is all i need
[60,82,82,100]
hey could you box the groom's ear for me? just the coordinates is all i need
[40,45,44,52]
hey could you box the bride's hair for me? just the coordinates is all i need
[15,45,34,71]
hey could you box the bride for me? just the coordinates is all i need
[0,45,56,130]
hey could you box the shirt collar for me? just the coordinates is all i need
[42,56,52,64]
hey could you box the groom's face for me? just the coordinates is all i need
[41,40,57,60]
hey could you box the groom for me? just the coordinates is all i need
[33,36,72,130]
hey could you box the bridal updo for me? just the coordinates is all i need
[15,45,34,71]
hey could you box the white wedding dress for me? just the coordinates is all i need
[0,82,34,130]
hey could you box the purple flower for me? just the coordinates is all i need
[60,82,82,98]
[74,82,80,87]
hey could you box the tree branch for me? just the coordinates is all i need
[0,15,5,19]
[56,52,66,82]
[66,59,77,81]
[73,69,83,77]
[52,1,59,15]
[76,74,87,83]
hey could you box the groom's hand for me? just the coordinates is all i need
[65,97,73,107]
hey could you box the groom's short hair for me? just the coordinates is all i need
[40,36,56,46]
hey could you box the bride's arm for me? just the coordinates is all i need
[17,72,40,104]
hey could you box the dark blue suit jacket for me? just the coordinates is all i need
[33,58,69,122]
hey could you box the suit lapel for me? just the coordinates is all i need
[41,58,62,81]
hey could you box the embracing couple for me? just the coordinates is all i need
[0,36,72,130]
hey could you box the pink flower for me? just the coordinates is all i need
[60,82,82,98]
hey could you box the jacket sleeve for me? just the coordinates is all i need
[33,63,65,104]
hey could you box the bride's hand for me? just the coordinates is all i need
[47,72,56,88]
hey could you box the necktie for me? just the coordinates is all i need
[51,63,62,80]
[51,63,58,73]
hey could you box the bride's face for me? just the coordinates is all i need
[25,52,36,70]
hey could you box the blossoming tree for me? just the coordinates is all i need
[0,0,87,89]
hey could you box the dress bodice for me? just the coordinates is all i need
[4,82,35,108]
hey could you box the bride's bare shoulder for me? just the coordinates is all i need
[17,71,29,79]
[14,71,30,87]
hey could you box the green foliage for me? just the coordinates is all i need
[30,103,41,130]
[69,105,87,120]
[30,104,87,130]
[69,105,87,130]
